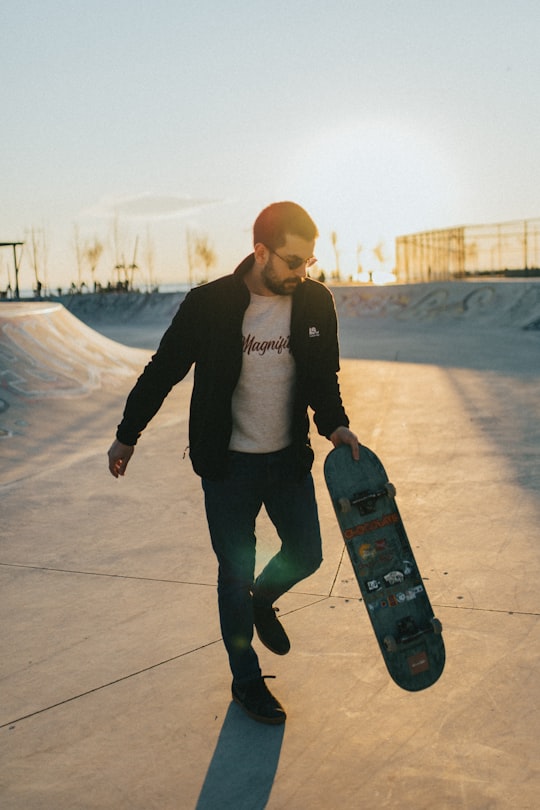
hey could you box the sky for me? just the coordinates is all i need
[1,0,539,291]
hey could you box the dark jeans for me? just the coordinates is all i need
[202,446,323,684]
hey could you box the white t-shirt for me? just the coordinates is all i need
[229,293,295,453]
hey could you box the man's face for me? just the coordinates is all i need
[261,233,316,296]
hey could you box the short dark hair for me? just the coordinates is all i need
[253,201,319,249]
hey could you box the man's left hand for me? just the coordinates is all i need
[329,426,360,460]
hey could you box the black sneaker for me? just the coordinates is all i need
[253,601,291,655]
[232,676,286,725]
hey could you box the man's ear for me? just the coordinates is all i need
[253,242,269,266]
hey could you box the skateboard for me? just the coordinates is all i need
[324,444,445,691]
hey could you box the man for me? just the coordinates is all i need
[108,201,359,725]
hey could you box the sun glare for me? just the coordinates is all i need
[284,121,453,283]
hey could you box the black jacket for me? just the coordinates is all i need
[116,254,349,479]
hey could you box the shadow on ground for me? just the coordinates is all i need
[196,703,284,810]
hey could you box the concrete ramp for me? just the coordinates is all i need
[0,302,149,398]
[58,291,186,349]
[54,283,540,353]
[0,302,151,486]
[59,282,540,332]
[331,280,540,329]
[332,281,540,372]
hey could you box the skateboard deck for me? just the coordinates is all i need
[324,444,445,691]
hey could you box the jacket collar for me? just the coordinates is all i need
[233,253,255,280]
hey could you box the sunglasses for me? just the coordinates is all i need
[269,248,317,271]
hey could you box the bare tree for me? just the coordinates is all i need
[28,227,47,296]
[186,228,195,287]
[73,225,84,289]
[194,234,216,284]
[373,241,386,265]
[84,237,104,290]
[371,241,390,283]
[186,228,216,286]
[112,215,128,287]
[330,231,341,281]
[127,236,139,290]
[356,242,363,280]
[145,227,157,291]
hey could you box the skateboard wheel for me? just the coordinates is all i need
[386,482,397,498]
[338,497,351,514]
[431,617,443,635]
[383,635,398,653]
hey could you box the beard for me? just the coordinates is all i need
[261,259,303,296]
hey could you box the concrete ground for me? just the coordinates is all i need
[1,283,539,809]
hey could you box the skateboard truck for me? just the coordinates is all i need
[383,616,443,652]
[338,482,396,515]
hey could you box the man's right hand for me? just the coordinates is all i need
[108,439,135,478]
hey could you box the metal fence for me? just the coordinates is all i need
[395,218,540,282]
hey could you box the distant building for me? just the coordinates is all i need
[395,217,540,283]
